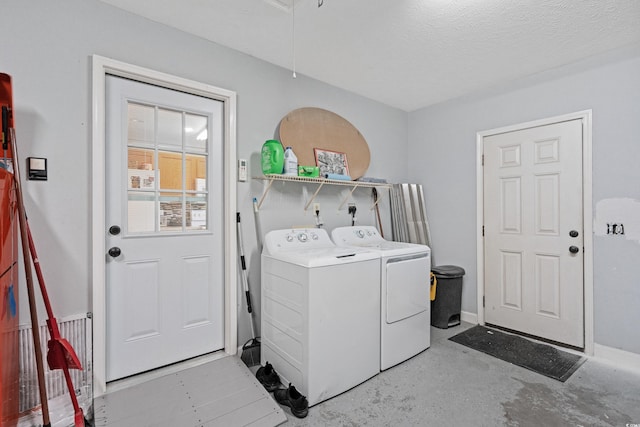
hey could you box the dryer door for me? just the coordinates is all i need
[386,254,430,323]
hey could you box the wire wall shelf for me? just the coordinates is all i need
[253,174,391,211]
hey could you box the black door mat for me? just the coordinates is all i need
[449,325,585,382]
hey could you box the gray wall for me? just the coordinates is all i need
[1,1,407,344]
[408,47,640,355]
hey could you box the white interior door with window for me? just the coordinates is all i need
[105,75,225,381]
[483,119,584,348]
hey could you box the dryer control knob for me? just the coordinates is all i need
[298,233,308,242]
[356,230,365,238]
[286,234,294,242]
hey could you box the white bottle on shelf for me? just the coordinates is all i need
[283,146,298,176]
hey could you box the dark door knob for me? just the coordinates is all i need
[569,246,579,254]
[108,247,121,258]
[109,225,121,235]
[569,230,579,238]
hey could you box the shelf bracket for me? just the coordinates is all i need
[256,177,275,209]
[370,188,386,210]
[337,182,361,210]
[303,180,326,211]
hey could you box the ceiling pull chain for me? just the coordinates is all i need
[292,1,297,78]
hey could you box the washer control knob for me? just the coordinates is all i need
[356,229,365,238]
[298,233,308,242]
[311,233,319,240]
[286,234,294,242]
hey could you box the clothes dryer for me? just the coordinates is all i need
[332,226,431,370]
[261,228,380,406]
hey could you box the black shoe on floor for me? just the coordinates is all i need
[256,362,281,392]
[274,383,309,419]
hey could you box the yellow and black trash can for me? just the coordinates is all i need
[430,265,465,329]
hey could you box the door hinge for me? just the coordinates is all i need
[482,154,484,166]
[483,296,485,307]
[482,226,485,236]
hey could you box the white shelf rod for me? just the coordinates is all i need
[253,175,390,211]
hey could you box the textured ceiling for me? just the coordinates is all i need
[99,0,640,111]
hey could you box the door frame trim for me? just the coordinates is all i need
[91,55,238,397]
[475,110,593,355]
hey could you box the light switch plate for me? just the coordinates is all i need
[27,157,47,180]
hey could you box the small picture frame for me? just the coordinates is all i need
[314,148,350,177]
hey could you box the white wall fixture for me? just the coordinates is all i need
[594,198,640,243]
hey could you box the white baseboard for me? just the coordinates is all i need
[460,310,478,325]
[593,343,640,374]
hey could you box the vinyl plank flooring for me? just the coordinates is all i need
[201,396,284,427]
[96,375,185,424]
[94,355,286,427]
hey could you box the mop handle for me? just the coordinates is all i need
[253,197,263,251]
[236,212,253,313]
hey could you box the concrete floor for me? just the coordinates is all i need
[274,322,640,426]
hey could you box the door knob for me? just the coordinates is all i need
[109,225,121,235]
[108,247,121,258]
[569,246,579,254]
[569,230,579,238]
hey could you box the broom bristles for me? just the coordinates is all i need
[241,338,261,367]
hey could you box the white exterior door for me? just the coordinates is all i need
[105,75,225,381]
[483,119,584,348]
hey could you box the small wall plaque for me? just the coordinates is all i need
[27,157,47,180]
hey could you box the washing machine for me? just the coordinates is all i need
[332,226,431,370]
[261,228,380,406]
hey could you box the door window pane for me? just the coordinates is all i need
[127,103,155,143]
[160,195,183,232]
[158,150,183,191]
[186,154,207,192]
[128,148,155,176]
[185,113,208,152]
[187,198,207,231]
[128,192,155,233]
[157,108,182,148]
